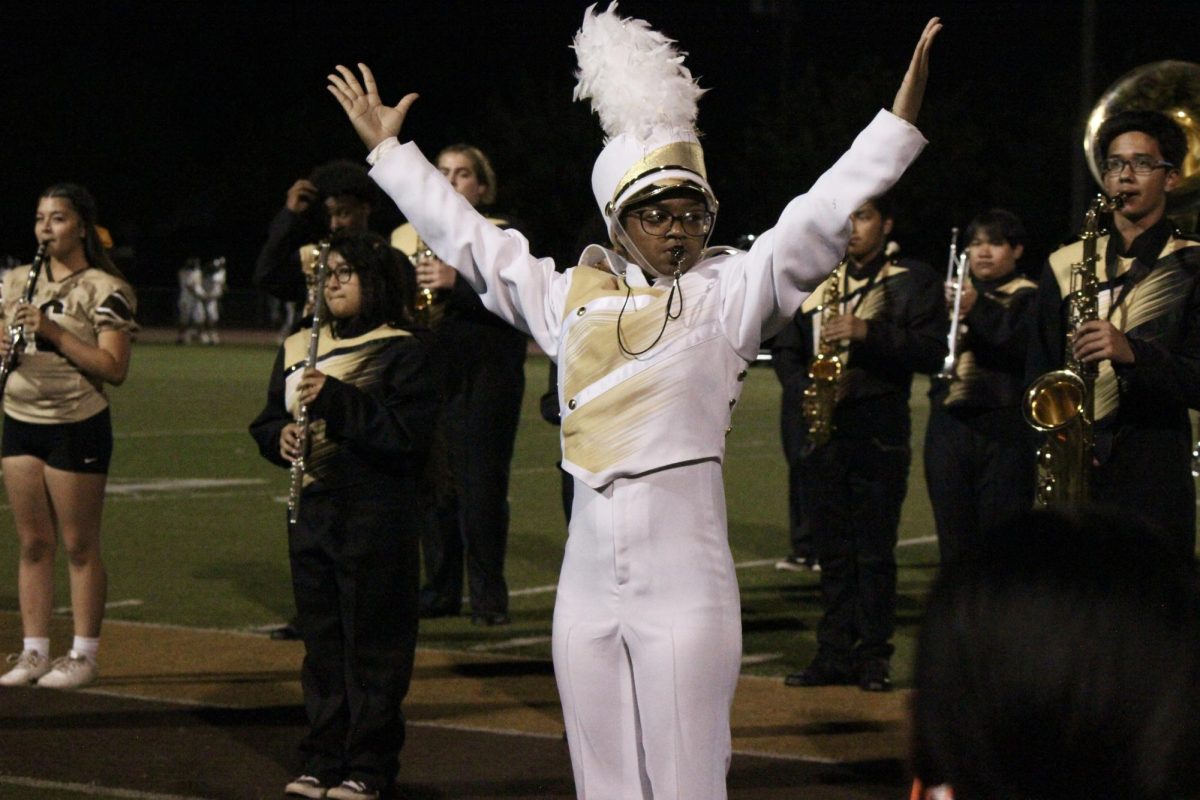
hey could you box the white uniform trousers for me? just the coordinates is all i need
[552,459,743,799]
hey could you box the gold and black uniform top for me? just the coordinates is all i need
[797,253,946,417]
[934,272,1037,411]
[1027,220,1200,429]
[0,266,137,424]
[249,323,439,495]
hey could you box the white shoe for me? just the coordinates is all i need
[327,780,379,800]
[36,650,97,689]
[0,650,52,686]
[285,775,328,798]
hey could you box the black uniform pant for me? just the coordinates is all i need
[772,348,814,559]
[421,332,526,616]
[290,491,420,789]
[802,433,909,667]
[924,407,1034,566]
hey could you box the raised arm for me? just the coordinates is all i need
[327,64,419,151]
[892,17,942,125]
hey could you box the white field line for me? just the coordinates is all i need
[54,598,143,614]
[0,775,211,800]
[106,478,266,495]
[469,635,553,652]
[740,652,784,666]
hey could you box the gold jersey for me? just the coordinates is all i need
[0,266,138,424]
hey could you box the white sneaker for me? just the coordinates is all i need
[0,650,52,686]
[36,650,97,689]
[285,775,328,798]
[327,780,379,800]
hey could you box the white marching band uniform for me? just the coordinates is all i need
[366,106,924,798]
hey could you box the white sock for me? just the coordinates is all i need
[72,636,100,663]
[24,637,50,659]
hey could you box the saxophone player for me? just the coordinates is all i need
[1026,110,1200,559]
[785,193,946,692]
[925,209,1037,566]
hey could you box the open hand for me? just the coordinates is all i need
[327,63,420,151]
[891,17,942,125]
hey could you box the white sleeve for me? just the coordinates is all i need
[719,109,928,360]
[369,141,567,358]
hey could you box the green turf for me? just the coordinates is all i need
[0,341,946,686]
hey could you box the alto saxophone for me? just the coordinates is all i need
[0,241,49,397]
[1022,193,1123,509]
[802,259,848,454]
[287,240,332,526]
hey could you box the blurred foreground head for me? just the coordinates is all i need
[912,508,1200,800]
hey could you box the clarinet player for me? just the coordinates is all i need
[1026,110,1200,559]
[925,210,1037,566]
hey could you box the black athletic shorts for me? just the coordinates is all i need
[1,408,113,474]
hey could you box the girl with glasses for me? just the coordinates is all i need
[250,230,439,800]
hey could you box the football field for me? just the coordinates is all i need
[0,339,944,682]
[0,336,947,799]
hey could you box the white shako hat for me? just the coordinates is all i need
[572,3,718,232]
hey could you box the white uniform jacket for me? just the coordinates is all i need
[369,110,926,489]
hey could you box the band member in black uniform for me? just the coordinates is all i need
[254,160,382,641]
[391,144,527,626]
[785,193,946,691]
[254,160,377,313]
[926,209,1037,566]
[250,231,437,800]
[1026,110,1200,560]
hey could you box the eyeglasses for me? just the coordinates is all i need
[326,265,356,284]
[626,209,714,237]
[1099,155,1174,176]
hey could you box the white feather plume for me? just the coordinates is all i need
[572,2,705,143]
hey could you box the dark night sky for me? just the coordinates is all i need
[2,1,1196,319]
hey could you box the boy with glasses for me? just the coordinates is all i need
[1026,109,1200,558]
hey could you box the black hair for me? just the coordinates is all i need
[862,190,896,220]
[964,208,1026,250]
[309,159,377,204]
[912,508,1200,800]
[326,231,415,336]
[38,183,123,278]
[1096,110,1187,170]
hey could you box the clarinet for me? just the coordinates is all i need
[287,240,332,526]
[0,242,50,397]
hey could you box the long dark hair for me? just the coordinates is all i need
[39,183,123,279]
[326,231,415,337]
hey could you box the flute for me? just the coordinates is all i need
[287,240,332,526]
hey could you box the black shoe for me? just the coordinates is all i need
[785,659,855,687]
[269,623,301,641]
[858,659,893,692]
[419,602,460,619]
[470,612,511,626]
